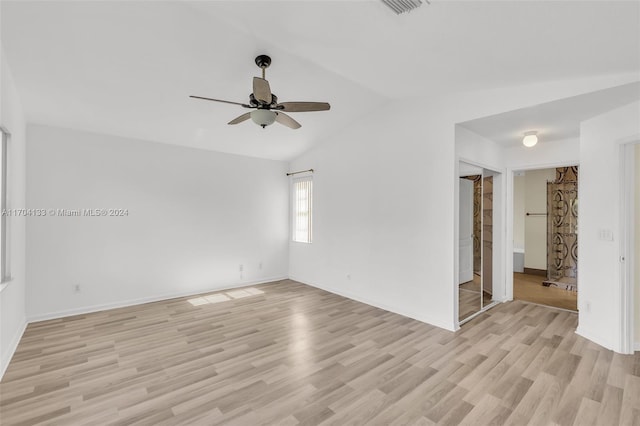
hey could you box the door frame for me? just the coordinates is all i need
[620,141,638,353]
[505,161,579,303]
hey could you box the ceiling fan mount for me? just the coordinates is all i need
[254,54,272,70]
[190,55,330,130]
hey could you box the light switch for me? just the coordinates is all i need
[598,229,613,241]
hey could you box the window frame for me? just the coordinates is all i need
[291,175,313,244]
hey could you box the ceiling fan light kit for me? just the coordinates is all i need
[251,110,277,128]
[190,55,330,130]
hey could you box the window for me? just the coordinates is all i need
[0,127,8,283]
[292,176,312,243]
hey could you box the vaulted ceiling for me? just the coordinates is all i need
[2,1,639,160]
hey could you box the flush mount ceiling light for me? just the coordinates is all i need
[522,131,538,148]
[381,0,429,15]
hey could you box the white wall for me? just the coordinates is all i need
[635,144,639,347]
[288,74,638,333]
[513,175,525,251]
[524,168,556,270]
[456,125,504,171]
[26,125,289,320]
[578,101,640,352]
[0,49,28,378]
[289,101,458,330]
[505,138,579,170]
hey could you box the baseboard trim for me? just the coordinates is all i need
[289,275,455,332]
[523,268,547,277]
[1,320,27,380]
[27,276,289,323]
[575,326,613,352]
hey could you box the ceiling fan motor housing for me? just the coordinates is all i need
[250,93,278,108]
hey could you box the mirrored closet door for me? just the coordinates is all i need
[458,162,497,323]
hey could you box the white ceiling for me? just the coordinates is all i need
[459,82,640,147]
[2,1,639,160]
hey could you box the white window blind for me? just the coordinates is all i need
[293,176,312,243]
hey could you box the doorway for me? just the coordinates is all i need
[512,166,578,311]
[621,142,639,352]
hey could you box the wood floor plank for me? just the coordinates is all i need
[572,397,601,426]
[620,374,640,425]
[1,279,638,425]
[596,384,624,425]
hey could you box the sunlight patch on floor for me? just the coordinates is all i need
[188,287,265,306]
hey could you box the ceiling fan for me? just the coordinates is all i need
[190,55,330,129]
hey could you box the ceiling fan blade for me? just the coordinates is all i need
[275,112,301,129]
[253,77,272,104]
[277,102,330,112]
[228,112,252,125]
[190,95,251,108]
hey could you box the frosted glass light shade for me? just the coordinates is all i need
[522,132,538,147]
[251,110,277,127]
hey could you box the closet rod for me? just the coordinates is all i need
[286,169,314,176]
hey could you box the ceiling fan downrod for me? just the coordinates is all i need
[255,55,271,79]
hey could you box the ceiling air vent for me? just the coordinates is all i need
[380,0,426,15]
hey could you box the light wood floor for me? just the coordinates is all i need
[2,279,639,425]
[514,273,578,311]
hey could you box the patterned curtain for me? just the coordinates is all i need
[546,167,578,291]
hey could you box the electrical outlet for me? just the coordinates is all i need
[73,284,81,293]
[239,264,244,272]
